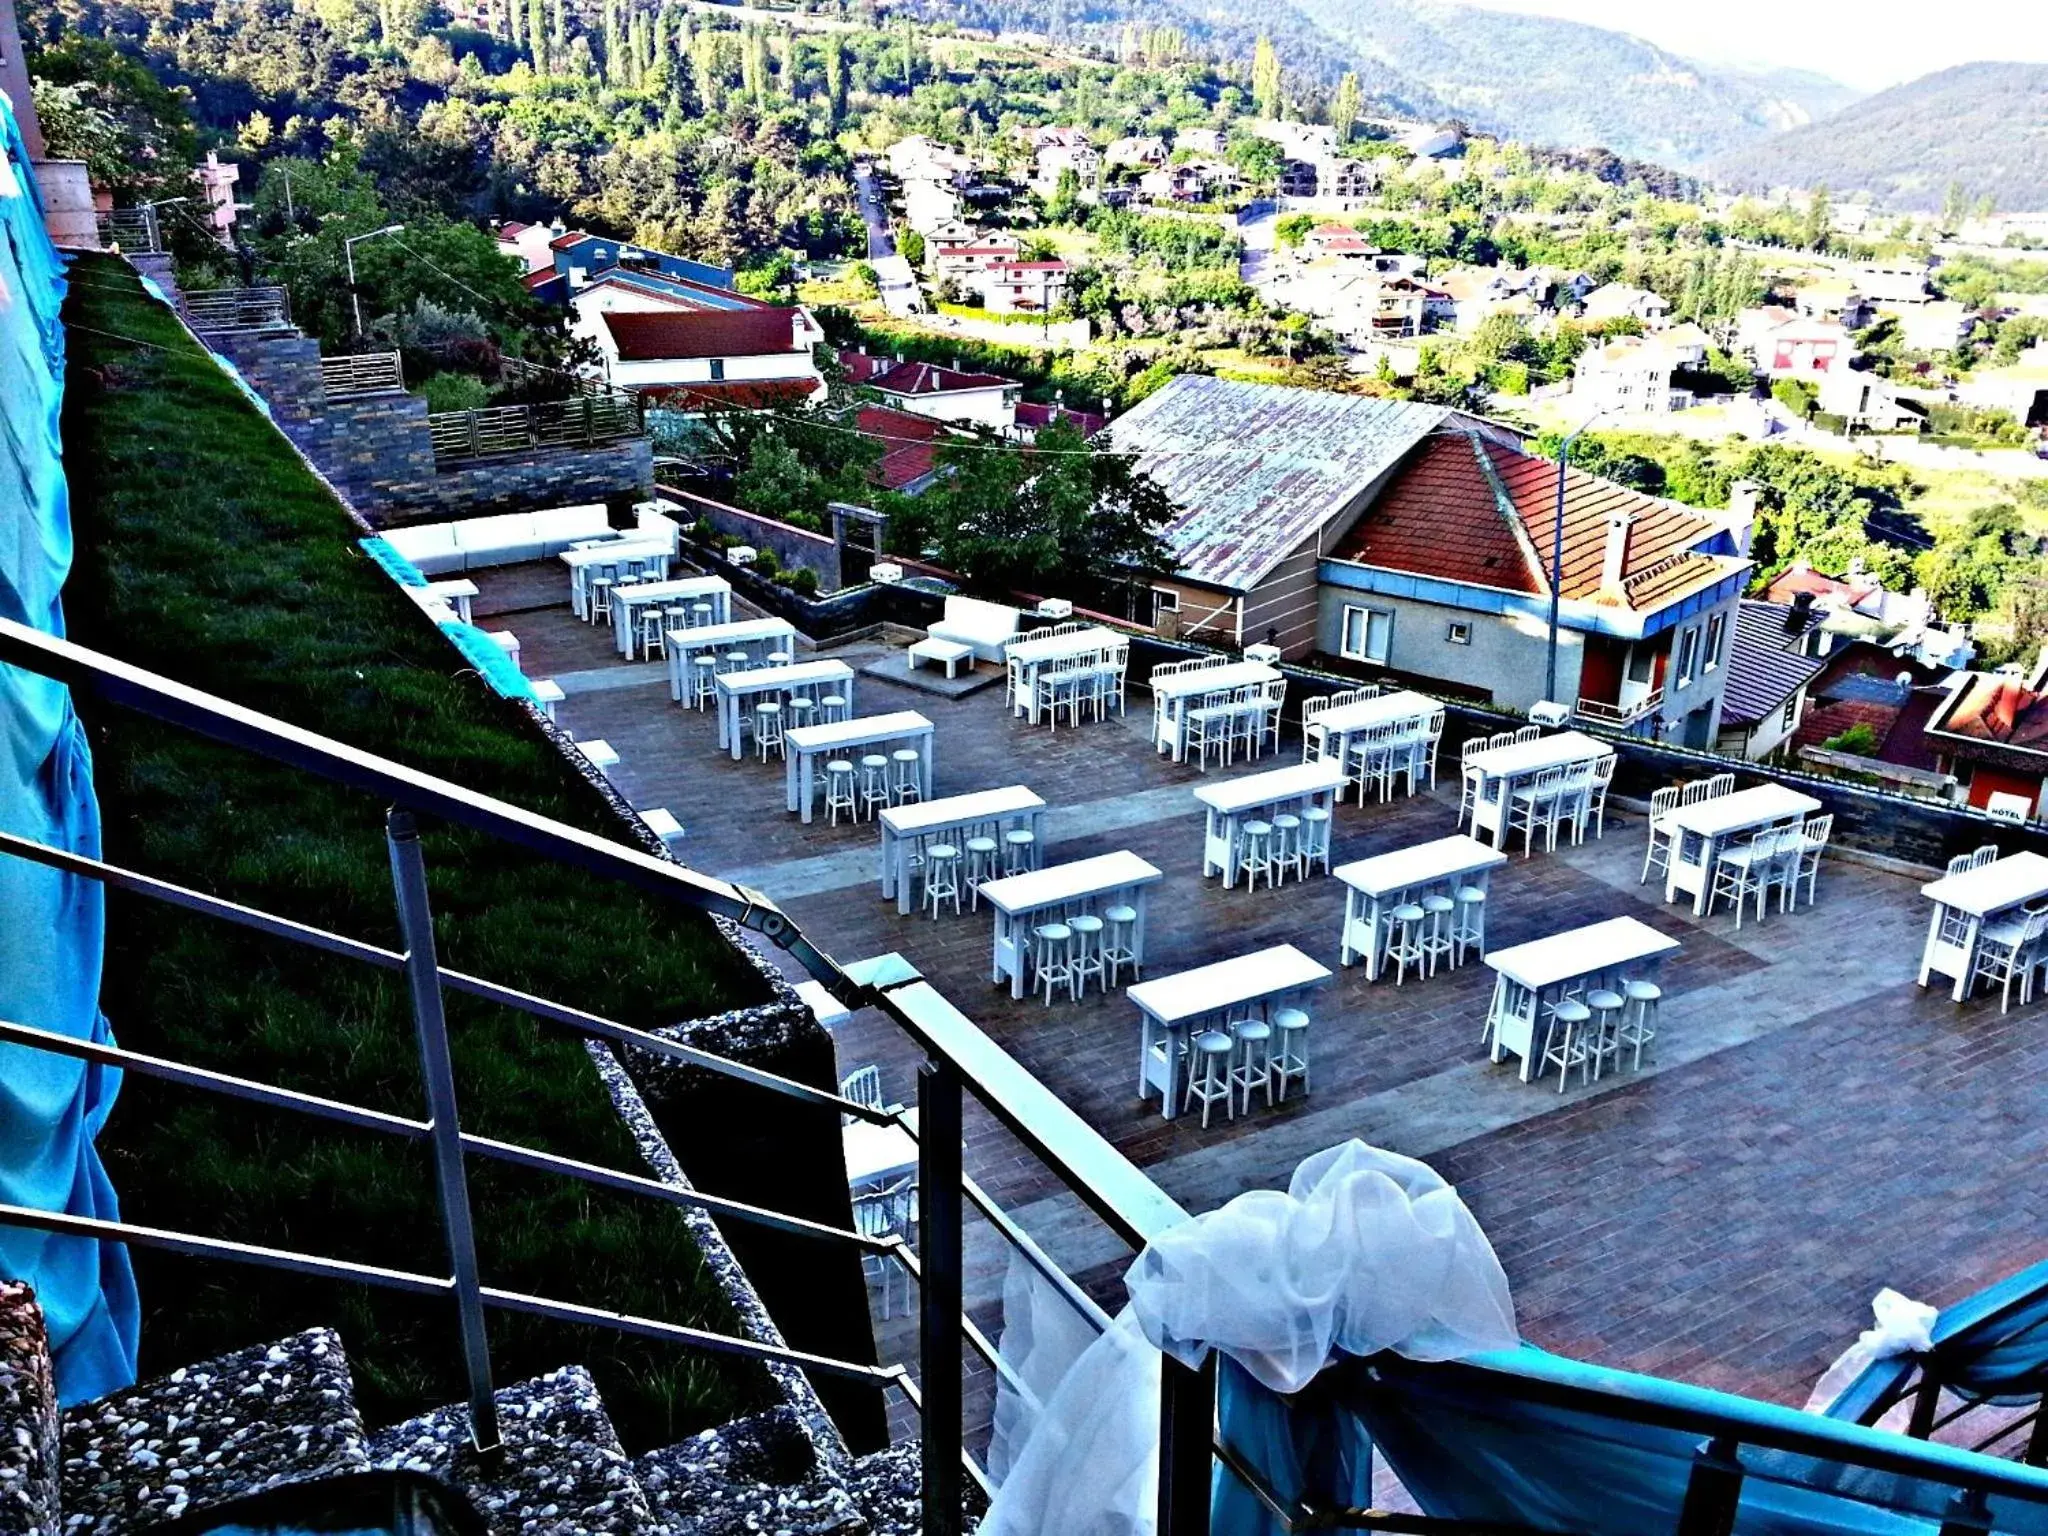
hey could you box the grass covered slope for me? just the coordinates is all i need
[57,255,773,1446]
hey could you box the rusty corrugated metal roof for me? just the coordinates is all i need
[1105,377,1450,592]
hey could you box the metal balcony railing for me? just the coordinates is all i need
[96,207,162,254]
[321,351,405,398]
[0,617,1195,1536]
[180,286,293,334]
[1574,688,1664,729]
[428,394,643,466]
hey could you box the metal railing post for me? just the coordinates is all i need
[1940,1488,1994,1536]
[918,1060,963,1536]
[1675,1435,1743,1536]
[385,809,501,1454]
[1908,1371,1943,1439]
[1158,1354,1216,1536]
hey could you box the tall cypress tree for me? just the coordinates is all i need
[528,0,547,72]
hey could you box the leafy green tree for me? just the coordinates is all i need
[28,41,197,203]
[1330,71,1361,145]
[1251,36,1282,119]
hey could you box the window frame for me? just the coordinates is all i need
[1674,626,1699,688]
[1446,620,1472,646]
[1340,603,1394,665]
[1703,610,1726,674]
[1780,695,1800,734]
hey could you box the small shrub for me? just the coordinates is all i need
[690,515,715,544]
[416,371,491,413]
[754,547,779,576]
[787,567,821,598]
[1822,722,1880,756]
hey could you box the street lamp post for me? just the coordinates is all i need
[1542,409,1610,709]
[344,224,406,344]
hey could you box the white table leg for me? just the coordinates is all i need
[1692,832,1715,916]
[1030,809,1047,864]
[1917,902,1943,987]
[920,734,934,799]
[1132,886,1150,969]
[785,749,800,815]
[1161,1022,1181,1119]
[1365,895,1386,982]
[1138,1013,1155,1097]
[1955,915,1983,1002]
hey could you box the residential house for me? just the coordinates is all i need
[1318,157,1381,202]
[1533,267,1597,308]
[1659,322,1711,370]
[1794,279,1875,331]
[903,178,964,235]
[1323,431,1752,742]
[1924,668,2048,819]
[1735,304,1799,362]
[1762,559,1975,669]
[1817,368,1925,432]
[921,220,982,263]
[973,260,1070,315]
[1437,268,1523,333]
[1303,223,1376,260]
[1889,298,1974,354]
[1715,598,1830,759]
[1854,259,1932,306]
[521,229,733,305]
[1757,318,1852,378]
[931,232,1024,284]
[1572,335,1686,415]
[1105,378,1488,652]
[856,406,950,495]
[579,303,826,408]
[494,220,558,277]
[1104,135,1169,169]
[1955,342,2048,427]
[1030,128,1098,195]
[1175,127,1226,155]
[1277,159,1320,199]
[1252,120,1338,162]
[1789,653,1953,797]
[1011,399,1107,443]
[1140,162,1236,203]
[1580,283,1672,328]
[1396,122,1463,158]
[839,350,1021,430]
[885,134,973,185]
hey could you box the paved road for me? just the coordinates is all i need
[852,163,923,317]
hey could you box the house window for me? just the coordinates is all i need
[708,358,726,381]
[1703,611,1725,673]
[1780,696,1800,733]
[1151,588,1180,613]
[1625,643,1654,686]
[1446,621,1472,646]
[1341,604,1393,665]
[1674,627,1699,688]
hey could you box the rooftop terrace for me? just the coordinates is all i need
[482,561,2048,1426]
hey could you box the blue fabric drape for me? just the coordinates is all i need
[1824,1259,2048,1422]
[0,92,140,1404]
[439,622,538,702]
[1217,1347,2048,1536]
[358,537,429,588]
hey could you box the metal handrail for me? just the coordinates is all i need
[96,208,162,253]
[179,286,292,332]
[0,616,1198,1536]
[1574,689,1663,725]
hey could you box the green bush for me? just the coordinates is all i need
[786,566,821,598]
[416,371,491,413]
[754,546,779,576]
[1822,722,1881,756]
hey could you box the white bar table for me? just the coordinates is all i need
[1151,662,1283,761]
[666,617,799,702]
[980,851,1163,1000]
[715,660,855,756]
[424,579,478,624]
[1664,784,1822,915]
[879,787,1047,914]
[1007,627,1115,721]
[1336,834,1508,978]
[609,575,733,657]
[1310,690,1437,797]
[1130,945,1332,1118]
[787,712,934,824]
[843,1107,919,1189]
[1464,731,1613,849]
[1483,916,1679,1082]
[1193,760,1346,886]
[1918,851,2048,1001]
[560,540,671,618]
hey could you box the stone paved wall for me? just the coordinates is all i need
[364,437,654,524]
[663,489,845,592]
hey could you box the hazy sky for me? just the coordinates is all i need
[1458,0,2048,91]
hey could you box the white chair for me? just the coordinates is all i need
[1004,827,1037,875]
[1641,786,1682,885]
[691,654,719,711]
[964,836,1001,909]
[1967,905,2048,1013]
[1513,724,1542,744]
[1539,998,1593,1092]
[891,748,923,805]
[1298,807,1332,877]
[1419,893,1456,976]
[1458,761,1485,834]
[1789,814,1833,910]
[1703,772,1736,799]
[1579,756,1616,841]
[1508,766,1566,857]
[1272,1009,1311,1100]
[840,1065,884,1121]
[1068,913,1106,996]
[824,759,857,827]
[1708,828,1776,928]
[1417,709,1446,789]
[1102,904,1140,987]
[1229,1018,1274,1114]
[858,754,892,820]
[1387,903,1428,986]
[1184,1030,1236,1128]
[1270,813,1303,884]
[820,693,850,725]
[1938,845,2003,947]
[754,700,785,763]
[1239,820,1277,891]
[923,843,962,919]
[853,1176,916,1320]
[1619,980,1660,1069]
[1584,989,1625,1081]
[1034,923,1076,1006]
[1452,885,1488,966]
[1558,761,1599,845]
[638,607,668,660]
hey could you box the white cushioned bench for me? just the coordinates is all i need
[383,505,680,576]
[928,596,1021,664]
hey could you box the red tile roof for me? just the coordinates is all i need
[1932,674,2048,760]
[857,406,946,490]
[989,260,1069,273]
[642,378,821,409]
[838,350,1015,395]
[1014,400,1106,438]
[600,308,800,361]
[1329,431,1739,613]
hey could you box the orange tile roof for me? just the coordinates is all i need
[1934,674,2048,758]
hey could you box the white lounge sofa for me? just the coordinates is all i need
[384,503,617,576]
[928,596,1021,664]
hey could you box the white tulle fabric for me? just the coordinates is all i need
[1803,1287,1938,1420]
[980,1142,1518,1536]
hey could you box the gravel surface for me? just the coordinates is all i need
[59,1328,366,1535]
[635,1407,862,1535]
[0,1281,60,1536]
[364,1365,652,1536]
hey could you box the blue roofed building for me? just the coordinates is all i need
[498,223,735,304]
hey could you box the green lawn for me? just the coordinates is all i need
[58,255,774,1446]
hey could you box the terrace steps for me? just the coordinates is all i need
[1,1283,966,1536]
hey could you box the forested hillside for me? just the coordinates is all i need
[1712,62,2048,212]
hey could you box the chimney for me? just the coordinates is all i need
[1787,590,1815,631]
[1601,507,1633,594]
[1725,479,1760,556]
